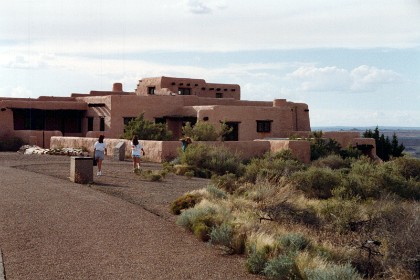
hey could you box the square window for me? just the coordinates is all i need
[178,88,191,95]
[147,87,155,95]
[256,120,272,133]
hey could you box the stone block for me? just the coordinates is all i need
[113,141,126,161]
[70,157,93,184]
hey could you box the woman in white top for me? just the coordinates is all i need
[94,135,107,176]
[131,135,145,171]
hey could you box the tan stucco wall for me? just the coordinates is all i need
[136,77,241,100]
[50,137,310,163]
[267,140,311,163]
[323,131,362,148]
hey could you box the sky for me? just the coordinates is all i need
[1,0,420,127]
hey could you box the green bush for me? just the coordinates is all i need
[312,155,350,170]
[309,131,342,161]
[0,137,26,151]
[179,143,244,177]
[243,150,305,183]
[211,173,238,194]
[290,167,342,199]
[335,158,420,200]
[304,263,361,280]
[193,222,211,242]
[209,223,234,252]
[122,113,172,140]
[318,198,362,233]
[206,185,227,199]
[263,254,300,280]
[278,233,311,253]
[389,156,420,181]
[170,193,201,215]
[176,206,219,232]
[182,121,232,141]
[246,244,270,274]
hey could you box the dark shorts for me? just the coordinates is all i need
[132,154,141,158]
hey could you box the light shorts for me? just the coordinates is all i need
[95,150,105,160]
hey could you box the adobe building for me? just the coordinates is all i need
[0,77,310,145]
[0,76,374,162]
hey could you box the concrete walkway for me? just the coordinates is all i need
[0,154,259,279]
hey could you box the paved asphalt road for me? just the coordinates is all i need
[0,154,259,280]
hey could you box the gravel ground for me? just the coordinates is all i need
[0,152,262,280]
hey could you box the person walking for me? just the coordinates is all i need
[131,135,145,172]
[94,135,107,176]
[180,137,192,152]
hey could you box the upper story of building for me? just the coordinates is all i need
[135,76,241,100]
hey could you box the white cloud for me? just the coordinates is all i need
[287,65,403,93]
[0,86,34,98]
[1,1,419,52]
[350,65,403,91]
[185,0,226,14]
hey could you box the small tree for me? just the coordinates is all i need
[309,130,341,161]
[122,113,172,140]
[182,121,232,141]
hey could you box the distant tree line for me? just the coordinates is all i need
[363,126,405,161]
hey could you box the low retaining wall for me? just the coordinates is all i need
[14,130,62,148]
[50,137,310,163]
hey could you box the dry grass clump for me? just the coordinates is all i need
[171,151,420,279]
[134,168,164,181]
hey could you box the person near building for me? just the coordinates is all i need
[131,135,145,172]
[94,135,107,176]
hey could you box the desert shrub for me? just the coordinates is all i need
[317,198,363,233]
[174,164,194,176]
[135,169,163,182]
[182,121,232,141]
[121,113,172,140]
[193,222,211,242]
[209,222,235,252]
[206,185,227,199]
[263,254,300,280]
[184,171,194,179]
[211,173,239,194]
[0,136,26,151]
[170,193,201,215]
[339,145,362,159]
[312,154,350,170]
[179,143,244,177]
[162,162,175,173]
[304,262,361,280]
[335,159,420,200]
[243,150,305,183]
[261,201,320,227]
[176,205,219,231]
[290,167,342,199]
[246,244,270,274]
[389,156,420,181]
[278,233,311,253]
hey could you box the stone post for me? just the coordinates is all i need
[113,141,126,161]
[70,157,93,184]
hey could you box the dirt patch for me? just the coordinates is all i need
[4,153,210,221]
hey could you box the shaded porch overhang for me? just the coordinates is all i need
[0,100,88,111]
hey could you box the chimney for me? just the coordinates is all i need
[112,83,123,92]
